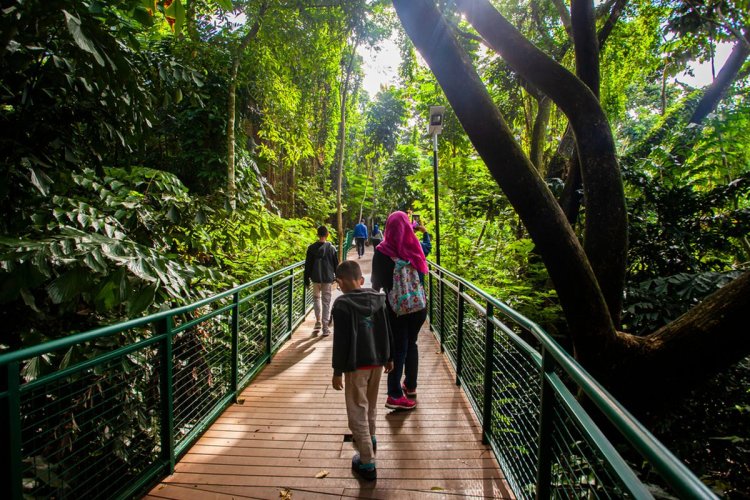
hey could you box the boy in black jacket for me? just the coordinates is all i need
[303,225,338,336]
[331,261,393,481]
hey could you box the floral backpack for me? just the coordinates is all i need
[388,258,427,316]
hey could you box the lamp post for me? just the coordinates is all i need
[428,106,444,266]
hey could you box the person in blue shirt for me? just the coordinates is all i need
[353,219,368,259]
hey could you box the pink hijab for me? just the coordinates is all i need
[377,211,428,274]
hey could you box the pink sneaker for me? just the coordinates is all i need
[385,395,416,410]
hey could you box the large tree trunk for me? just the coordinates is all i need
[455,0,627,327]
[392,0,617,363]
[614,270,750,408]
[552,0,627,226]
[393,0,750,403]
[529,96,551,173]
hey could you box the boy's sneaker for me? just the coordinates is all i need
[351,454,377,481]
[321,329,330,337]
[314,321,321,330]
[385,395,416,410]
[402,383,417,398]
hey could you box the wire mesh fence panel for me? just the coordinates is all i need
[490,326,543,500]
[272,278,293,347]
[237,290,269,381]
[458,298,487,417]
[304,279,313,311]
[548,394,634,499]
[441,279,460,367]
[1,261,314,500]
[293,272,307,321]
[172,310,232,444]
[428,271,443,342]
[17,338,160,499]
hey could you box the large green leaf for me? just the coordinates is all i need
[127,284,156,315]
[47,269,91,304]
[164,0,185,34]
[62,10,105,66]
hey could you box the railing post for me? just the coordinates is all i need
[428,266,434,332]
[2,362,22,500]
[287,270,294,334]
[535,348,555,499]
[231,291,240,400]
[158,317,175,474]
[482,303,495,445]
[266,277,273,362]
[439,272,445,353]
[455,283,465,385]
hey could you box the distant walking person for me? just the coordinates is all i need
[371,211,428,410]
[331,260,393,481]
[370,223,383,249]
[304,226,338,336]
[353,219,368,258]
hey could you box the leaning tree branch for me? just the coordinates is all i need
[391,0,618,360]
[690,29,750,124]
[455,0,628,327]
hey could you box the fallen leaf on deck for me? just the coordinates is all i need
[237,398,245,404]
[279,487,292,499]
[315,470,329,478]
[431,486,445,491]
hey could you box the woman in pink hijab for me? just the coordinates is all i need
[371,211,428,411]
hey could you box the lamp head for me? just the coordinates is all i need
[428,105,445,135]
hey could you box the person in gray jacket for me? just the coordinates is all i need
[331,261,393,481]
[304,225,338,336]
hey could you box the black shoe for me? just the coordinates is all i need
[352,454,377,481]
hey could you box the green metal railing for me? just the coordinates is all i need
[426,261,717,500]
[0,261,312,500]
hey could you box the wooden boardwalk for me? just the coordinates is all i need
[147,246,512,499]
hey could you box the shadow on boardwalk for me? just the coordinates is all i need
[146,245,513,499]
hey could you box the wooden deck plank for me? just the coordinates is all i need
[147,248,513,499]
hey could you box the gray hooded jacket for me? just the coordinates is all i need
[331,288,393,375]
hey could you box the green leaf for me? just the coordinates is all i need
[60,346,75,369]
[215,0,233,11]
[62,10,105,67]
[164,0,185,34]
[127,284,156,316]
[47,269,90,304]
[20,288,41,312]
[21,356,42,381]
[167,205,180,223]
[29,167,52,196]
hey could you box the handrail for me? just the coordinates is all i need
[0,261,304,366]
[427,260,717,499]
[0,261,313,500]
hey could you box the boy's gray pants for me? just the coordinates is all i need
[345,367,383,465]
[312,282,332,324]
